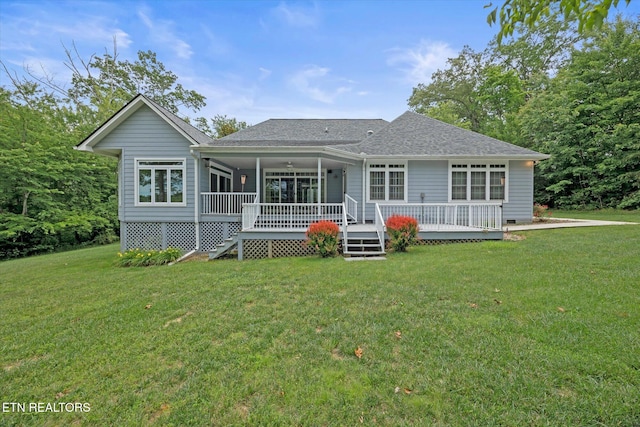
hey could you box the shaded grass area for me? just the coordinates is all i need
[1,221,639,425]
[552,208,640,223]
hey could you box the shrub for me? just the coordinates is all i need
[533,203,552,221]
[386,215,419,252]
[115,247,182,267]
[306,220,340,258]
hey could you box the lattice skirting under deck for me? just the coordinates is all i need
[121,221,242,252]
[242,239,316,260]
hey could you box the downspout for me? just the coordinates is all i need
[190,150,200,251]
[361,157,366,224]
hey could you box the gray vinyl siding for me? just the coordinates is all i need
[407,160,448,203]
[504,160,534,223]
[97,105,196,222]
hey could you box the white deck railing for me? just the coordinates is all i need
[378,203,502,231]
[374,204,386,250]
[201,192,257,215]
[345,194,358,222]
[242,203,344,230]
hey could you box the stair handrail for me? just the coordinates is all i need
[344,194,358,222]
[341,202,348,254]
[374,203,386,254]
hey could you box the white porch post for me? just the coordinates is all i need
[191,151,200,251]
[317,158,322,211]
[361,159,366,224]
[255,157,261,202]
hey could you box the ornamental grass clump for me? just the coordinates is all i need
[385,215,419,252]
[305,220,340,258]
[115,247,182,267]
[533,203,552,221]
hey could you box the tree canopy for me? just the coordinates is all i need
[410,15,640,209]
[487,0,632,43]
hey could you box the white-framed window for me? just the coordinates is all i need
[449,162,507,202]
[135,158,186,206]
[367,162,407,202]
[209,163,233,193]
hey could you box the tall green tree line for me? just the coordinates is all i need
[409,16,640,209]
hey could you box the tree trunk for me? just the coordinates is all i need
[22,191,30,216]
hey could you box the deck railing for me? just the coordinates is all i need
[374,204,386,250]
[378,203,502,231]
[201,192,258,215]
[344,194,358,222]
[242,203,344,230]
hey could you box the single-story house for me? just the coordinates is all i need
[76,94,549,259]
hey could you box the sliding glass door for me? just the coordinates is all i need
[265,170,325,203]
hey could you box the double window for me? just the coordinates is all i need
[136,159,186,206]
[450,163,506,202]
[367,163,407,202]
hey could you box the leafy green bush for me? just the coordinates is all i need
[385,215,419,252]
[305,221,340,257]
[115,247,182,267]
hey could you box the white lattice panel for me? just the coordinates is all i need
[124,223,162,250]
[243,240,269,259]
[242,239,316,260]
[200,222,224,251]
[167,223,196,251]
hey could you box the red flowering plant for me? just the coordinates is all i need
[533,203,552,221]
[385,215,419,252]
[305,220,341,257]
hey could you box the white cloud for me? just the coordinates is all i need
[259,67,272,80]
[289,65,351,104]
[386,40,456,85]
[273,2,320,28]
[137,7,192,59]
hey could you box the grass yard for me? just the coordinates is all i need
[1,211,639,426]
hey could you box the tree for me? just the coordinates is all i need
[487,0,632,43]
[408,14,585,143]
[518,18,640,208]
[195,114,249,139]
[20,43,206,131]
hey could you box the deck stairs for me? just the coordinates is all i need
[343,227,386,257]
[209,233,239,260]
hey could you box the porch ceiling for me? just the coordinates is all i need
[203,155,349,170]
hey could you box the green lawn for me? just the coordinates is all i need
[1,212,639,426]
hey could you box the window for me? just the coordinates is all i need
[367,163,407,202]
[209,165,232,193]
[136,159,186,206]
[449,163,507,202]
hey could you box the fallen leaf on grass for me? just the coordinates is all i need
[394,386,400,394]
[354,347,363,359]
[403,388,412,394]
[394,331,402,339]
[144,304,152,310]
[557,307,565,313]
[468,303,478,309]
[55,389,70,399]
[494,288,501,293]
[494,299,502,305]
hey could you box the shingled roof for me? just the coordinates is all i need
[207,118,389,147]
[338,111,548,159]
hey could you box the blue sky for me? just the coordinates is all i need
[1,1,638,125]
